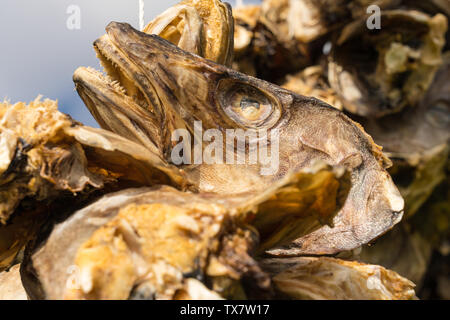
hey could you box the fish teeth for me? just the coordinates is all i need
[93,46,130,97]
[111,80,126,94]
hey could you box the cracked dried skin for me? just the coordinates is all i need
[23,163,347,300]
[262,257,417,300]
[143,0,234,67]
[74,22,404,255]
[328,10,448,117]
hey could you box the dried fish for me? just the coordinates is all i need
[0,98,186,269]
[262,256,417,300]
[25,187,238,300]
[21,162,349,300]
[0,98,185,223]
[328,10,447,117]
[4,0,443,301]
[232,2,312,80]
[261,0,402,43]
[74,22,404,256]
[281,65,343,110]
[143,0,234,66]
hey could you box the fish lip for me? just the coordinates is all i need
[89,23,167,121]
[364,168,405,227]
[74,22,177,146]
[93,33,146,102]
[72,66,141,121]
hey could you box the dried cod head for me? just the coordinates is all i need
[75,0,233,158]
[328,10,448,117]
[231,0,402,81]
[22,187,245,300]
[73,22,405,256]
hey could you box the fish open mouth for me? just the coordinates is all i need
[92,36,152,112]
[75,31,160,116]
[73,22,238,155]
[73,26,171,152]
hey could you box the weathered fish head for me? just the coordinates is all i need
[74,22,404,254]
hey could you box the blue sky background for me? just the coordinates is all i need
[0,0,260,127]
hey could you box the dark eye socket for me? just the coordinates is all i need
[217,80,280,128]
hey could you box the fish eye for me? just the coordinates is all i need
[217,80,281,128]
